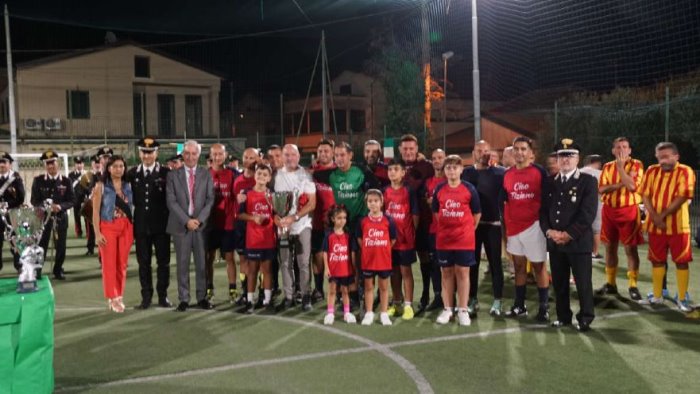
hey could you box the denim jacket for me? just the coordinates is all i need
[100,181,133,222]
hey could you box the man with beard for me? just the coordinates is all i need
[310,139,337,302]
[363,140,389,188]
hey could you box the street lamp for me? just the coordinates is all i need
[442,51,454,150]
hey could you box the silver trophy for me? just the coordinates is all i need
[267,191,298,248]
[0,199,54,293]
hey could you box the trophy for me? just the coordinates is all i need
[0,199,54,293]
[268,191,298,248]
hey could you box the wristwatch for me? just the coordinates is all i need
[294,214,300,221]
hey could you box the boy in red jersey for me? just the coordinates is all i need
[432,155,481,326]
[421,148,447,312]
[205,144,237,302]
[383,159,420,320]
[356,189,397,326]
[238,164,276,313]
[231,148,260,304]
[502,137,550,322]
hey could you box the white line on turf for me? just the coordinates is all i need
[52,307,655,393]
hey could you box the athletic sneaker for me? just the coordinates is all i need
[436,309,453,325]
[628,287,642,301]
[229,288,240,304]
[302,294,313,311]
[468,298,480,315]
[457,310,471,326]
[639,295,664,306]
[674,292,693,304]
[323,313,335,325]
[489,299,502,317]
[387,303,404,317]
[206,287,214,301]
[677,298,693,313]
[505,305,528,318]
[380,312,392,326]
[402,305,415,320]
[344,312,357,324]
[595,283,618,296]
[361,312,375,326]
[535,305,550,322]
[311,289,325,303]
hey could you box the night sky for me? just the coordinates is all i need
[3,0,700,104]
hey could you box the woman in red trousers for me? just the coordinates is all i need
[92,155,134,313]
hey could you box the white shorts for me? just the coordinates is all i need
[507,221,547,263]
[592,204,602,234]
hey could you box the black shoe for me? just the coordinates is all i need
[175,302,189,312]
[595,283,618,296]
[628,287,642,301]
[158,298,172,308]
[535,305,550,322]
[53,271,66,280]
[426,297,444,312]
[197,299,214,310]
[85,250,95,256]
[276,298,295,312]
[241,301,255,314]
[576,321,591,332]
[311,289,324,303]
[302,294,313,311]
[235,294,248,306]
[294,290,303,305]
[206,287,214,301]
[551,320,572,328]
[505,305,528,318]
[135,300,151,310]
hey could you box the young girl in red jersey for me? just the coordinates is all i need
[432,155,481,326]
[356,189,397,326]
[238,164,276,313]
[322,205,357,325]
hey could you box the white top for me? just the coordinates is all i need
[274,166,316,234]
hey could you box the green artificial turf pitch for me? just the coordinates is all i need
[2,232,699,393]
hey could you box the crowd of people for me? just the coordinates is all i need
[0,132,697,326]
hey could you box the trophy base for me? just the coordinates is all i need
[17,280,39,293]
[279,238,290,249]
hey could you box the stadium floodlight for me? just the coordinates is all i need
[442,51,454,150]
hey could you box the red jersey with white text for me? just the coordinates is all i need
[240,189,276,250]
[502,164,546,236]
[355,214,397,271]
[311,163,337,230]
[431,181,481,250]
[210,167,236,230]
[424,175,446,234]
[383,185,419,251]
[233,174,256,222]
[322,231,357,278]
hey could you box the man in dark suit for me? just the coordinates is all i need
[540,138,598,332]
[128,137,172,309]
[0,152,25,272]
[166,140,215,311]
[32,149,75,280]
[68,156,85,237]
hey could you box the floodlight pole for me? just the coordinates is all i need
[321,30,328,139]
[472,0,482,142]
[4,5,18,169]
[442,51,454,150]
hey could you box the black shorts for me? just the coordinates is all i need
[311,229,325,254]
[234,223,246,253]
[437,250,476,268]
[246,249,276,261]
[392,250,417,266]
[362,270,392,279]
[415,225,430,252]
[329,276,355,287]
[208,229,236,254]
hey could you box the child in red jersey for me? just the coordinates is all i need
[432,155,481,326]
[383,159,420,320]
[238,164,276,313]
[322,205,357,325]
[356,189,397,326]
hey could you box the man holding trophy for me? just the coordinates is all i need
[273,144,317,311]
[0,152,25,272]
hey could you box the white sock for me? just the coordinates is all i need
[263,289,272,304]
[404,301,412,307]
[247,292,255,303]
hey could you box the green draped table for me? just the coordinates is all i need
[0,276,54,394]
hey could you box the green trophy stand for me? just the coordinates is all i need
[0,276,55,393]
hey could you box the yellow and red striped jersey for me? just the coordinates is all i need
[599,159,644,208]
[640,162,695,235]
